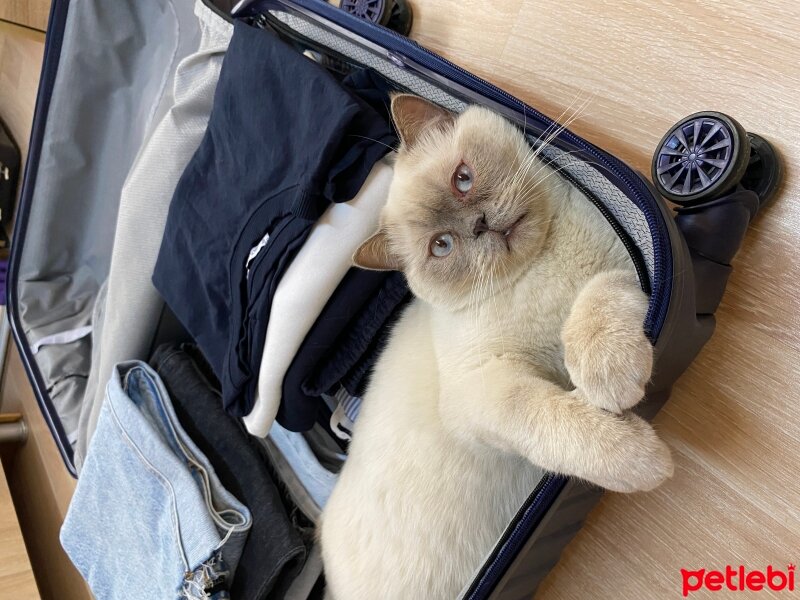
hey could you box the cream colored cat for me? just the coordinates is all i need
[320,95,673,600]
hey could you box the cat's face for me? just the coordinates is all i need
[355,95,560,311]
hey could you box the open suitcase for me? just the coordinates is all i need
[7,0,781,597]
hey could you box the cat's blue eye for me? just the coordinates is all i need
[430,233,454,257]
[452,163,474,195]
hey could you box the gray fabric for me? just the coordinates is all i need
[284,544,323,600]
[18,0,184,310]
[74,1,233,470]
[19,266,99,444]
[81,278,107,449]
[271,10,467,114]
[39,337,91,445]
[13,0,222,459]
[20,267,97,340]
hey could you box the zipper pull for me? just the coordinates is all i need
[0,163,9,181]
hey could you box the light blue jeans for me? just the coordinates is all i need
[61,361,252,600]
[263,423,339,523]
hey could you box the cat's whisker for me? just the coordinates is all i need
[474,266,489,383]
[524,93,583,155]
[517,154,597,198]
[521,94,593,170]
[347,134,398,152]
[488,268,502,354]
[522,98,583,163]
[527,158,589,189]
[508,150,541,193]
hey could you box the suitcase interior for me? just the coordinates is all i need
[8,0,716,597]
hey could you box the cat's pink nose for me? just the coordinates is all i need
[473,214,490,236]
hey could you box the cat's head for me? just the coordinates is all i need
[355,94,560,311]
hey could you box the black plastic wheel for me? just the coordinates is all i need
[340,0,393,26]
[741,132,783,210]
[652,111,750,205]
[386,0,413,35]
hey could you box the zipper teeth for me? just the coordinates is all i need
[538,152,651,296]
[473,475,552,587]
[463,474,565,599]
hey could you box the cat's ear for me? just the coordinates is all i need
[353,230,403,271]
[391,94,454,149]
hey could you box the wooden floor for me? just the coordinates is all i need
[0,457,39,598]
[411,1,799,598]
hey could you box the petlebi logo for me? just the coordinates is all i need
[681,564,795,596]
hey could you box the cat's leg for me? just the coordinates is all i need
[442,360,672,492]
[561,269,653,413]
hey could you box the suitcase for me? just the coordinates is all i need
[6,0,780,597]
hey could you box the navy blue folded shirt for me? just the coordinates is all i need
[279,269,410,431]
[153,21,394,417]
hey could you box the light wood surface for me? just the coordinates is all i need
[411,1,799,598]
[0,19,43,149]
[0,18,44,196]
[0,0,50,33]
[0,452,39,598]
[1,347,91,600]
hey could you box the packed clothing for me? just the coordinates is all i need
[61,11,410,599]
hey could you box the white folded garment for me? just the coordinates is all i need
[243,154,394,437]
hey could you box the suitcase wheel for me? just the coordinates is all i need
[386,0,413,36]
[652,111,781,208]
[340,0,393,27]
[740,131,782,210]
[340,0,413,35]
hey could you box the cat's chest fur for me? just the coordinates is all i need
[435,186,632,386]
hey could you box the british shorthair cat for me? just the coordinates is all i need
[320,95,673,600]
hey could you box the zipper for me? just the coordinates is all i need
[247,0,671,338]
[537,152,651,295]
[462,473,566,599]
[0,163,9,181]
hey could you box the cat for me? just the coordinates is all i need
[320,95,673,600]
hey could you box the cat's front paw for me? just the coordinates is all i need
[563,270,652,413]
[588,414,673,493]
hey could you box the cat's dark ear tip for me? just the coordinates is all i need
[353,230,403,272]
[389,94,424,122]
[390,95,454,150]
[390,93,439,115]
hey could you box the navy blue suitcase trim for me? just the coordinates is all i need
[7,0,77,476]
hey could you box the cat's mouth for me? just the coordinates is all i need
[501,213,527,239]
[473,212,527,251]
[473,212,527,245]
[499,213,527,251]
